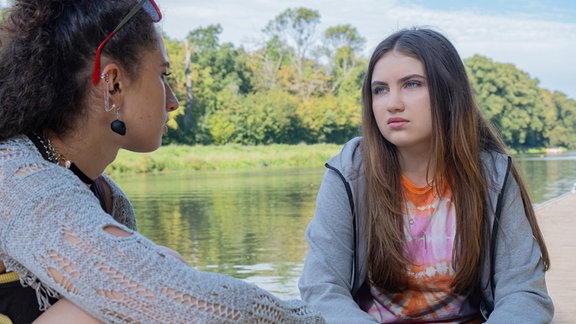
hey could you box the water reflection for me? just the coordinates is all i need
[117,169,322,299]
[515,151,576,205]
[114,152,576,299]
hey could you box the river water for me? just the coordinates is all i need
[113,151,576,299]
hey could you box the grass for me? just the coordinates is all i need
[105,143,343,175]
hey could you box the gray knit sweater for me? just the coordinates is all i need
[0,136,324,323]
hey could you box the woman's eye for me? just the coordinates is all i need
[405,80,420,88]
[372,87,387,95]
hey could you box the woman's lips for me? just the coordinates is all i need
[163,118,169,134]
[387,117,408,128]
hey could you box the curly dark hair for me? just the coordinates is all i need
[0,0,159,140]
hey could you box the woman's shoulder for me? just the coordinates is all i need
[480,150,509,164]
[99,174,124,197]
[0,135,38,156]
[480,150,511,193]
[326,136,364,180]
[98,174,137,230]
[0,135,55,178]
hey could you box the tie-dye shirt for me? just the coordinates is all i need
[359,176,478,323]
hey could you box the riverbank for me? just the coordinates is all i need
[106,143,342,175]
[534,191,576,323]
[106,143,568,176]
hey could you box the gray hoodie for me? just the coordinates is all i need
[299,137,553,323]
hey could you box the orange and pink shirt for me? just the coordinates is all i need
[359,176,478,322]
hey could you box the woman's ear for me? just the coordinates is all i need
[99,63,127,136]
[98,63,125,114]
[100,64,122,94]
[100,63,125,109]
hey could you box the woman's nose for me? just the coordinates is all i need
[165,83,179,112]
[386,90,404,112]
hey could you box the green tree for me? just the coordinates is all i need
[227,90,301,145]
[466,55,545,148]
[161,34,191,144]
[208,87,241,145]
[157,8,574,150]
[297,92,360,143]
[264,7,320,66]
[321,24,366,94]
[188,24,252,95]
[263,7,321,99]
[171,25,254,144]
[541,90,576,149]
[247,36,289,92]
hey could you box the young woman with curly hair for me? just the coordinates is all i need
[0,1,324,323]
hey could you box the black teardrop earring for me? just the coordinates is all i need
[111,104,126,136]
[101,74,126,136]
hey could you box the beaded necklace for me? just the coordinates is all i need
[30,132,95,185]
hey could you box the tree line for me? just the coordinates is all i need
[1,5,573,150]
[161,7,576,151]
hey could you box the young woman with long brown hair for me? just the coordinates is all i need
[299,27,553,323]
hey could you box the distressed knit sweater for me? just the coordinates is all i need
[0,136,324,323]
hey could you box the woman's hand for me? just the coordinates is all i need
[33,299,102,324]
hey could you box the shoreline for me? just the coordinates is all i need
[533,191,576,323]
[107,144,576,207]
[105,143,342,175]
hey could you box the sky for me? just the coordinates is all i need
[154,0,576,99]
[1,0,575,98]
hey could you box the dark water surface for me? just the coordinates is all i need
[113,151,576,299]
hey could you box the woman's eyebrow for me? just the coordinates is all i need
[371,80,387,87]
[397,74,425,84]
[372,74,425,87]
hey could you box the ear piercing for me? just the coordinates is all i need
[101,73,126,136]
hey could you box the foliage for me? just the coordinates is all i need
[106,143,342,175]
[539,90,576,149]
[157,8,576,151]
[263,7,321,62]
[1,2,574,150]
[465,55,575,150]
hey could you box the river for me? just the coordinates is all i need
[113,151,576,299]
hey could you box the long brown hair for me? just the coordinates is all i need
[360,27,550,293]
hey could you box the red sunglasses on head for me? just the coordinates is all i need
[91,0,162,84]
